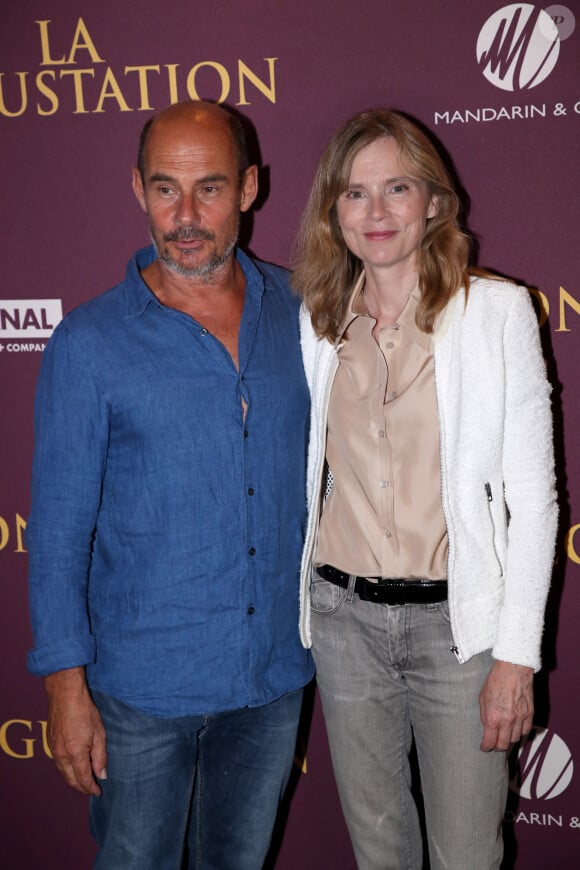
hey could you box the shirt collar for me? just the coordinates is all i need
[123,245,160,317]
[336,271,366,344]
[337,271,430,350]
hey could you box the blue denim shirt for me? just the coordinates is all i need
[27,246,314,716]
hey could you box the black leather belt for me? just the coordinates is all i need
[316,564,448,605]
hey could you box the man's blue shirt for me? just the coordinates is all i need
[27,246,314,716]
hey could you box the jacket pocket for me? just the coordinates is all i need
[484,482,504,578]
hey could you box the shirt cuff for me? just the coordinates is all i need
[27,635,97,677]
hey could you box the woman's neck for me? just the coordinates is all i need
[362,264,418,328]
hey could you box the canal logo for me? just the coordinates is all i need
[0,300,62,339]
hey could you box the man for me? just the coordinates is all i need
[27,100,314,869]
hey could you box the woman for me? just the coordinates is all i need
[293,110,557,869]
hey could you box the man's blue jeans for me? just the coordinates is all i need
[89,687,303,869]
[311,570,508,870]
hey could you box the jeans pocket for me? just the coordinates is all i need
[310,568,347,614]
[431,598,451,624]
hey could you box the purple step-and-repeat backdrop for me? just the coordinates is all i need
[1,2,578,867]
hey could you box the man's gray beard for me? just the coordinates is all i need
[152,229,238,281]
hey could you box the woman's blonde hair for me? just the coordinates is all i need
[292,109,472,341]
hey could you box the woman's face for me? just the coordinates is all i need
[336,136,437,276]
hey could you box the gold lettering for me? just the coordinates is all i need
[14,514,27,554]
[565,524,580,565]
[527,288,550,329]
[0,72,28,118]
[556,287,580,332]
[293,738,307,773]
[0,720,35,759]
[0,515,28,551]
[165,64,180,104]
[93,67,132,113]
[36,20,66,66]
[37,18,104,67]
[38,720,53,758]
[67,18,105,65]
[2,51,280,120]
[125,65,160,111]
[59,68,95,114]
[0,516,8,550]
[237,58,277,106]
[36,70,59,116]
[186,62,230,103]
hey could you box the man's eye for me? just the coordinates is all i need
[391,183,409,194]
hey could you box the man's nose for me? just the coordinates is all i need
[176,193,200,225]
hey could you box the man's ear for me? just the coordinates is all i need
[132,167,148,213]
[240,165,258,213]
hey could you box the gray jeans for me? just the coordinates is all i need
[311,570,507,870]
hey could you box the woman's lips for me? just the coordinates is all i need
[364,230,397,240]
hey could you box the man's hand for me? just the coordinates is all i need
[44,667,107,795]
[479,659,534,752]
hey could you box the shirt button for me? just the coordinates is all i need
[248,547,256,556]
[385,341,395,349]
[379,479,387,488]
[200,328,208,336]
[385,530,392,538]
[378,430,385,438]
[390,391,398,400]
[248,487,255,495]
[247,606,255,615]
[244,429,249,438]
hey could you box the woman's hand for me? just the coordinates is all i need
[479,660,534,751]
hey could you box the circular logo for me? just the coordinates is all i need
[477,4,561,91]
[509,728,574,800]
[543,5,576,41]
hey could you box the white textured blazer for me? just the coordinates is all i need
[299,276,558,670]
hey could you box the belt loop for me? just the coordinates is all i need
[346,574,357,604]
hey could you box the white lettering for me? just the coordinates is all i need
[514,812,563,826]
[5,343,47,352]
[434,103,547,125]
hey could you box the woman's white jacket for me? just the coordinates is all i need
[299,276,557,670]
